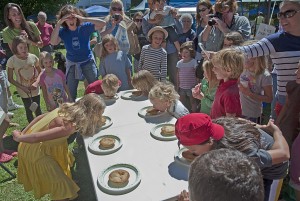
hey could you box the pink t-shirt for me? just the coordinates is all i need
[36,22,53,46]
[40,69,67,109]
[176,59,197,89]
[210,79,241,119]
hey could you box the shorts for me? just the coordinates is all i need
[179,88,192,97]
[165,26,178,43]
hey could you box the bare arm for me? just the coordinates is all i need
[200,25,212,42]
[13,121,76,143]
[21,113,47,134]
[239,84,273,103]
[63,81,73,102]
[75,14,106,30]
[275,96,288,125]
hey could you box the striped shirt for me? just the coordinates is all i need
[176,59,198,89]
[237,31,300,96]
[138,45,167,81]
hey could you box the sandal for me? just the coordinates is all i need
[0,152,13,163]
[4,149,18,157]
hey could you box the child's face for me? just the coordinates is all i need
[16,42,28,58]
[154,1,165,11]
[151,31,164,48]
[104,41,116,54]
[181,49,191,61]
[103,87,117,97]
[42,58,54,69]
[185,143,213,156]
[150,97,169,111]
[223,38,233,49]
[244,57,255,71]
[212,63,231,80]
[65,14,78,29]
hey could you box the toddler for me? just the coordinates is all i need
[7,36,42,123]
[210,48,244,118]
[138,26,168,81]
[100,34,132,91]
[148,82,189,119]
[176,41,198,112]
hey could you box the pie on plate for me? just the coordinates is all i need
[108,169,130,188]
[160,125,175,136]
[99,137,116,149]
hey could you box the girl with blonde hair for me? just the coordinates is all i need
[149,82,189,119]
[239,40,273,123]
[13,93,106,200]
[131,70,158,96]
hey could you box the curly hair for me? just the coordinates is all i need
[214,0,238,13]
[211,117,262,155]
[101,74,120,97]
[180,41,196,58]
[58,93,106,136]
[148,82,179,103]
[211,48,244,79]
[131,70,158,94]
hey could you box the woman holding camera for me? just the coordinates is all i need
[200,0,251,52]
[50,4,106,101]
[100,0,138,56]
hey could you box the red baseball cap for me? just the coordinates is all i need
[175,113,225,146]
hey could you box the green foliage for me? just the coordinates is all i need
[0,0,79,26]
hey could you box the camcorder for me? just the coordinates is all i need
[112,14,121,21]
[208,12,223,26]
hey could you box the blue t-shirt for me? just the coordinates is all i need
[59,22,95,62]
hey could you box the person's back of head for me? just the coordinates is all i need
[148,81,179,102]
[102,74,120,97]
[189,148,264,201]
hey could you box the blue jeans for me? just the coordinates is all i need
[270,73,277,119]
[67,60,98,100]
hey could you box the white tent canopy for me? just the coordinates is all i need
[131,0,148,11]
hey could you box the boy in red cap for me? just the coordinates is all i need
[210,48,244,118]
[175,113,289,201]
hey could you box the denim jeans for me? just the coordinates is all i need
[270,73,277,119]
[66,60,98,100]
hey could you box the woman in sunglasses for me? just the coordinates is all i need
[236,0,300,120]
[199,0,251,52]
[100,0,138,56]
[132,11,149,72]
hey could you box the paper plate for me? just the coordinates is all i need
[99,94,119,104]
[98,163,141,195]
[174,148,197,167]
[121,90,144,100]
[88,135,122,155]
[101,116,113,130]
[150,123,177,141]
[138,106,166,119]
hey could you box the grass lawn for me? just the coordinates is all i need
[0,49,96,201]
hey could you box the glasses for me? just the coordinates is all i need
[277,9,300,19]
[198,8,207,13]
[135,19,143,22]
[112,7,122,11]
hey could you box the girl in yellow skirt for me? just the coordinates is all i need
[12,93,106,200]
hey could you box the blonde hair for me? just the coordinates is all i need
[58,93,106,136]
[109,0,125,17]
[101,74,120,97]
[212,48,244,79]
[180,41,196,58]
[148,82,180,103]
[131,70,158,94]
[224,31,244,46]
[242,40,268,76]
[39,51,54,69]
[202,60,219,88]
[100,34,119,59]
[280,0,300,8]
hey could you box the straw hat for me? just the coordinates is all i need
[147,26,168,39]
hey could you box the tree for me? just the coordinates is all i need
[0,0,79,28]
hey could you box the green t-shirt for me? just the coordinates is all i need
[2,21,41,57]
[200,78,217,115]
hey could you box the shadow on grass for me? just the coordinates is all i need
[72,136,97,201]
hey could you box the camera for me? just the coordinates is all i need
[112,14,121,21]
[208,12,222,26]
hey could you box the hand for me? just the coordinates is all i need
[178,190,189,201]
[154,14,164,24]
[21,86,31,94]
[212,17,227,31]
[256,119,280,135]
[72,13,84,22]
[238,83,251,96]
[57,14,72,25]
[192,83,203,100]
[30,82,38,90]
[13,130,22,142]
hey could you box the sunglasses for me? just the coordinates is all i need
[135,19,143,22]
[277,9,300,19]
[198,8,207,13]
[112,7,122,11]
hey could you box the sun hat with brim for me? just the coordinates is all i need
[147,26,168,39]
[175,113,224,146]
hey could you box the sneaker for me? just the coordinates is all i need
[8,103,23,111]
